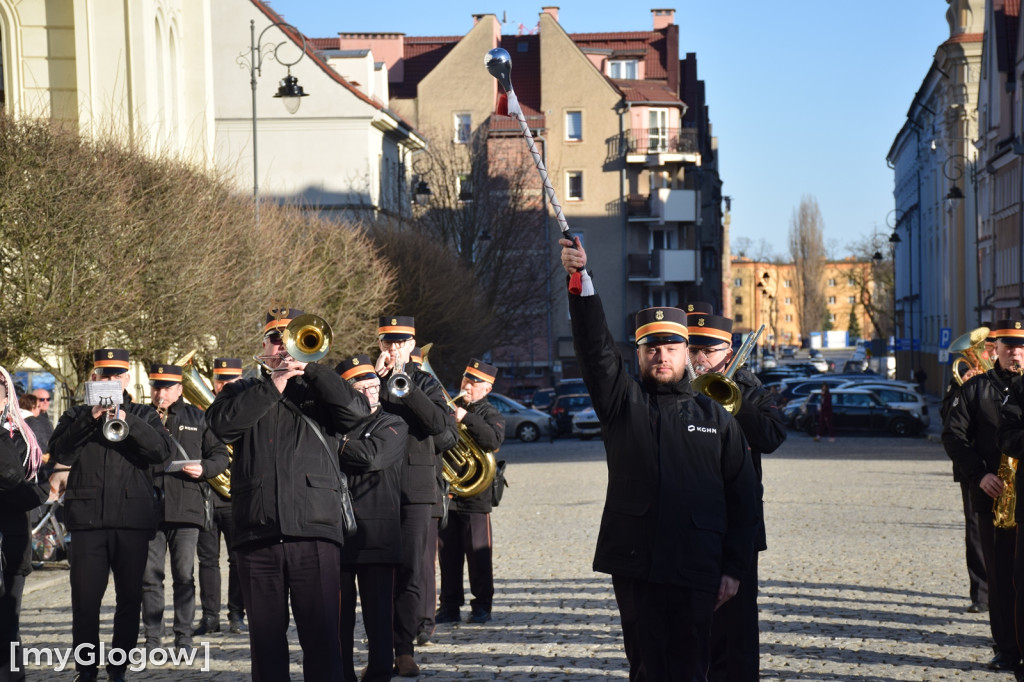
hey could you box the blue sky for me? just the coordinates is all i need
[266,1,953,258]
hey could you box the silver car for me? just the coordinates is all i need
[486,393,554,443]
[572,406,601,439]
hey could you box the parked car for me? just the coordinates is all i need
[550,393,593,439]
[797,389,925,436]
[555,378,587,396]
[531,388,555,413]
[776,377,852,407]
[780,345,798,359]
[835,382,930,427]
[761,353,778,370]
[572,406,601,439]
[807,350,829,373]
[485,393,554,443]
[786,362,825,375]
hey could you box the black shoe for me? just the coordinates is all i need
[966,601,989,613]
[192,616,220,636]
[467,606,491,623]
[434,605,460,624]
[416,631,433,646]
[174,638,194,651]
[988,652,1020,670]
[228,614,248,634]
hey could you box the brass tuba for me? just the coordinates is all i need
[175,350,232,499]
[994,363,1024,529]
[690,325,764,415]
[950,327,993,386]
[420,344,497,498]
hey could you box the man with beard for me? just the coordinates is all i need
[559,237,758,681]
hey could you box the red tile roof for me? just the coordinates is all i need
[569,30,669,80]
[613,79,683,105]
[391,36,460,99]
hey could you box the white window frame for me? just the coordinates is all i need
[733,278,743,287]
[828,296,836,305]
[783,280,792,288]
[567,171,583,201]
[454,113,471,144]
[566,111,582,142]
[648,108,668,152]
[610,59,638,79]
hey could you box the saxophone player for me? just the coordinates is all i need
[944,319,1024,672]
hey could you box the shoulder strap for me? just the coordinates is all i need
[280,398,347,485]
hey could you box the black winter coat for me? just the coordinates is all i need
[943,364,1016,514]
[51,393,174,531]
[379,368,456,506]
[0,429,48,576]
[570,291,759,594]
[338,408,407,565]
[450,398,505,513]
[153,397,230,528]
[205,363,369,548]
[731,367,787,552]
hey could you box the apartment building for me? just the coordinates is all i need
[326,7,724,384]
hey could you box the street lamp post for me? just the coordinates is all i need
[239,19,310,223]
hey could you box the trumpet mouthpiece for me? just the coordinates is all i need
[485,48,513,93]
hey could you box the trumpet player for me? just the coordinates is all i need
[374,315,456,677]
[195,357,248,638]
[686,314,786,682]
[436,360,505,626]
[141,363,229,653]
[205,308,370,681]
[560,238,758,682]
[50,348,174,682]
[944,320,1024,672]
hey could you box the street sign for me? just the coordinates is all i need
[938,349,950,363]
[894,338,921,351]
[939,327,952,349]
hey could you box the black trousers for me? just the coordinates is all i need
[70,528,152,678]
[237,538,343,682]
[708,554,759,682]
[0,573,26,682]
[196,502,244,621]
[612,575,715,682]
[418,518,439,638]
[978,513,1018,658]
[142,526,199,645]
[394,503,430,657]
[340,564,395,682]
[438,511,493,612]
[961,481,988,605]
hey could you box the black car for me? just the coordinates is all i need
[549,393,592,439]
[796,389,924,437]
[531,388,555,412]
[776,377,852,407]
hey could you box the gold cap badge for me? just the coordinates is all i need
[655,310,664,321]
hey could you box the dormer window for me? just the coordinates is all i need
[609,59,638,79]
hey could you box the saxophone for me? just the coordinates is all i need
[994,362,1024,529]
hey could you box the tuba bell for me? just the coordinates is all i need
[175,350,232,499]
[420,344,497,498]
[950,327,993,386]
[690,325,764,415]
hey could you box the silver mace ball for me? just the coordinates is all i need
[485,47,513,93]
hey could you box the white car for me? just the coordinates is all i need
[572,407,601,440]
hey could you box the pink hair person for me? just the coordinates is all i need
[0,366,44,480]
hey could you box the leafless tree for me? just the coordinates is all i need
[788,196,828,340]
[845,233,894,339]
[0,115,394,393]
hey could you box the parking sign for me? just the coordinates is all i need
[939,327,952,349]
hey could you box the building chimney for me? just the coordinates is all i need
[542,6,559,22]
[473,13,487,24]
[652,8,675,30]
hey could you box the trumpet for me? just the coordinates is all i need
[446,390,469,408]
[84,380,129,442]
[102,404,129,442]
[690,325,764,415]
[254,314,333,373]
[387,358,412,398]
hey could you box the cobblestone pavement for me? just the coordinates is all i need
[15,427,1010,680]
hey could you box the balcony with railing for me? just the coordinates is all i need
[627,249,697,283]
[624,127,700,164]
[625,189,699,223]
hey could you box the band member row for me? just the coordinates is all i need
[336,355,408,682]
[205,308,370,681]
[142,363,229,651]
[50,348,175,682]
[559,237,759,681]
[437,359,505,625]
[374,315,456,678]
[943,319,1024,672]
[686,311,787,682]
[195,357,248,637]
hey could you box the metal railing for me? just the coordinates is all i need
[624,127,699,155]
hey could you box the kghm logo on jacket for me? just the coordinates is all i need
[688,424,718,434]
[178,425,199,432]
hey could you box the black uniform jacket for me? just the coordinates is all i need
[450,398,505,514]
[996,372,1024,523]
[153,396,230,528]
[943,363,1016,513]
[338,407,407,565]
[0,430,48,575]
[570,291,759,594]
[732,367,787,552]
[51,393,174,531]
[205,362,370,548]
[379,368,456,506]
